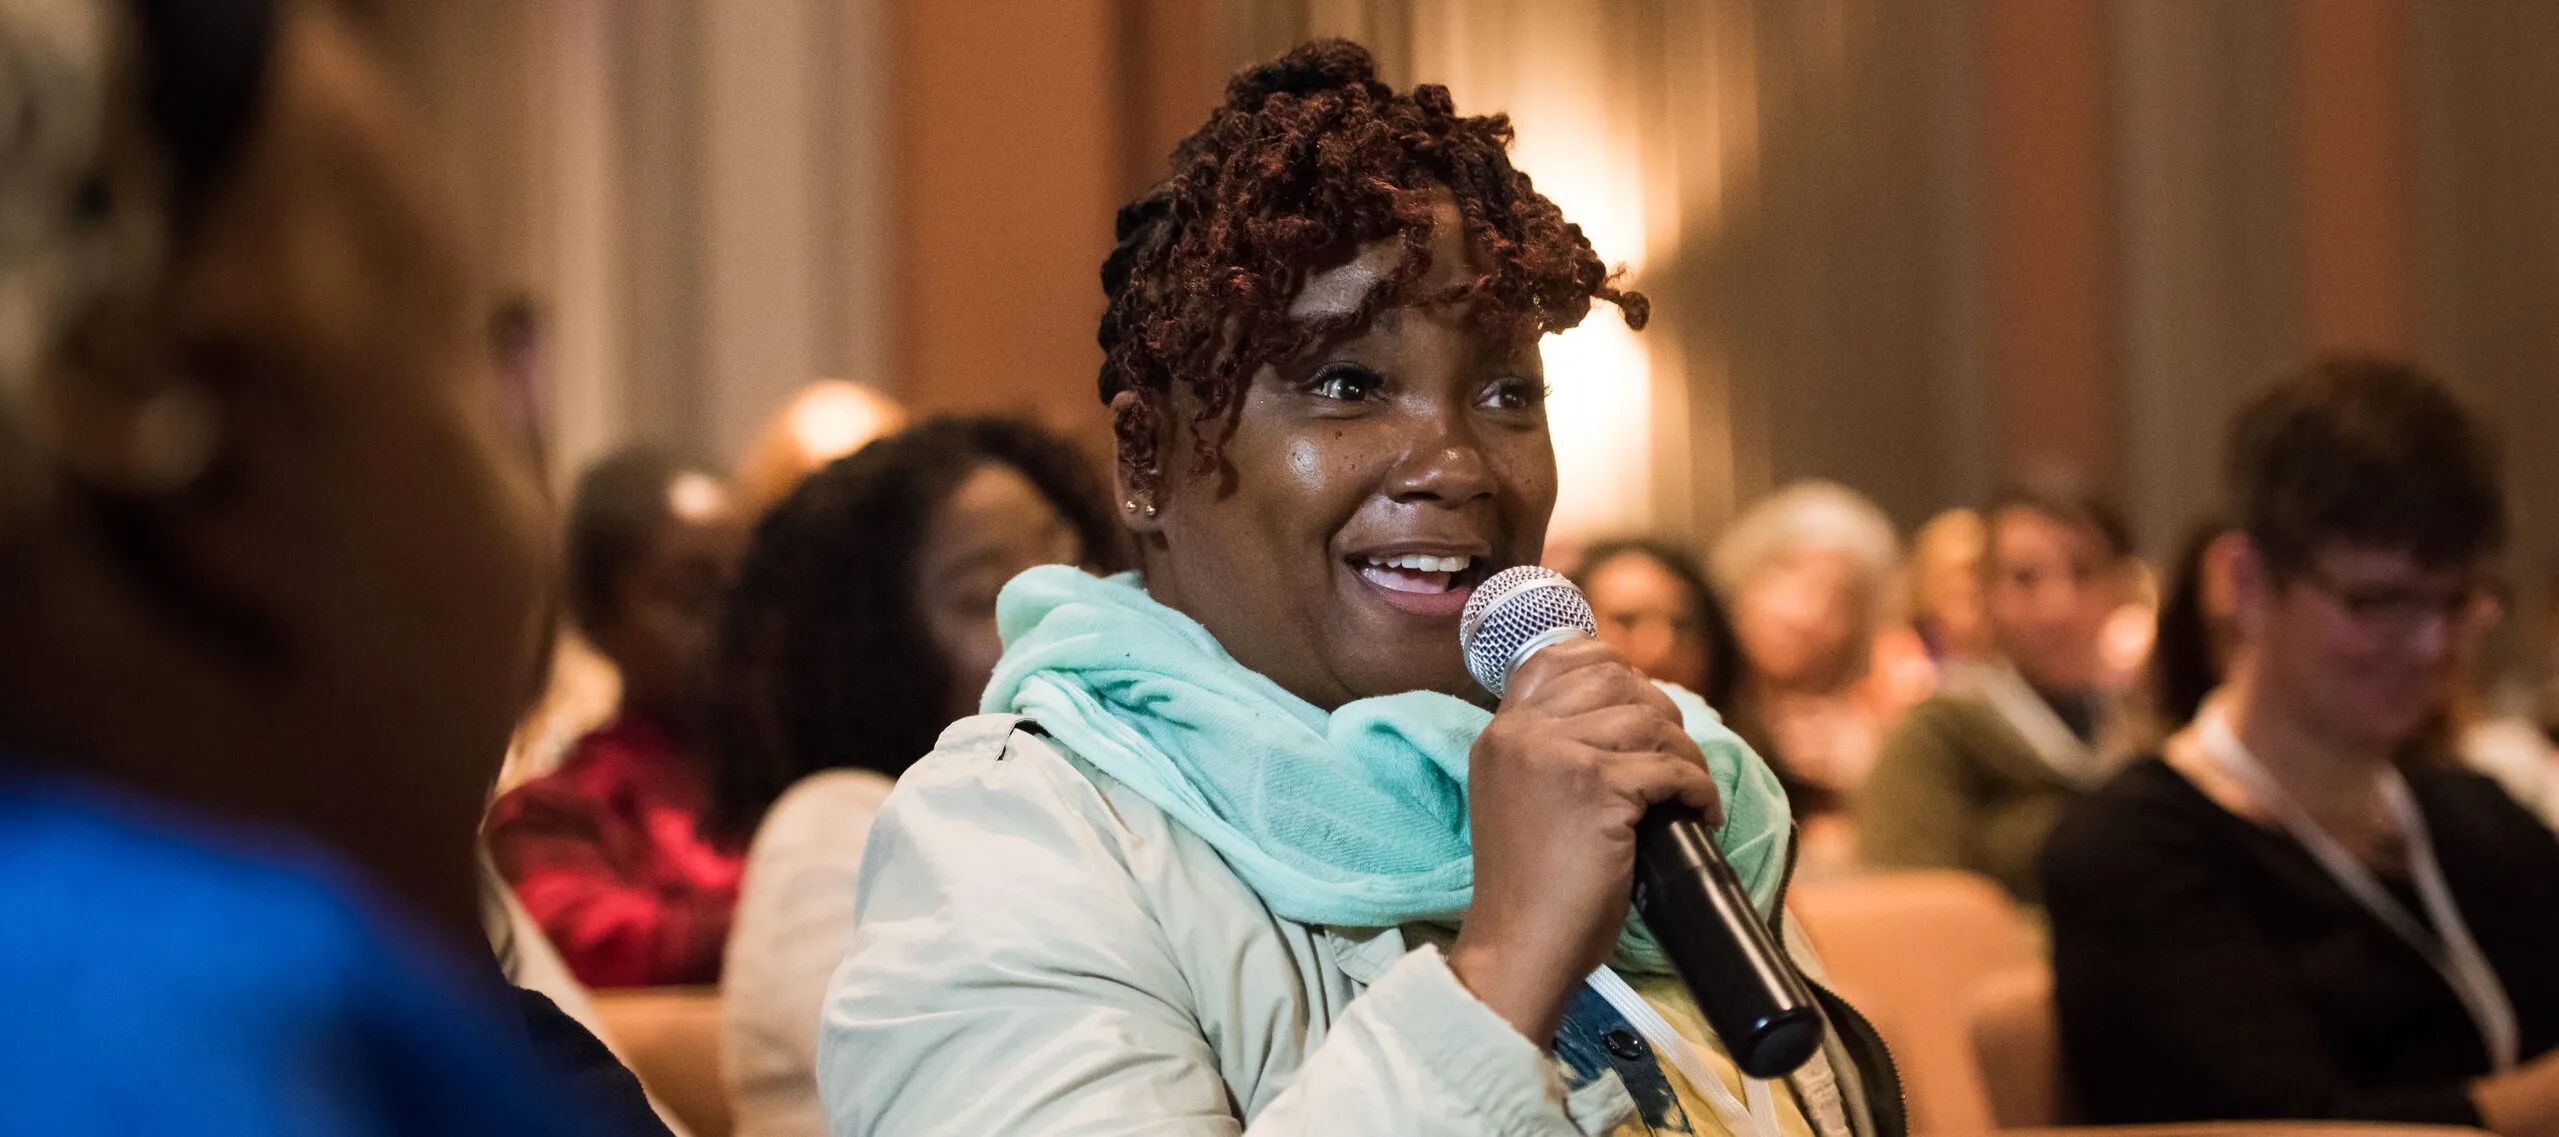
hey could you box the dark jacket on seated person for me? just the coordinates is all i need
[2042,755,2559,1127]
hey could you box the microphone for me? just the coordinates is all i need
[1460,566,1825,1079]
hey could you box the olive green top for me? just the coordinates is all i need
[1853,669,2120,904]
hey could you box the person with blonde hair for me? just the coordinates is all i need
[1711,481,1917,814]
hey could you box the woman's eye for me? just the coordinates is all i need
[1480,377,1549,411]
[1307,363,1385,403]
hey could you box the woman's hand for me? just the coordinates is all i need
[1449,637,1721,1046]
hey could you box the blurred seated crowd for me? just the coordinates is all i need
[463,352,2559,1137]
[5,3,2558,1135]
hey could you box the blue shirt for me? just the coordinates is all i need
[0,766,604,1134]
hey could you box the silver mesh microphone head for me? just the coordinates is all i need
[1459,565,1598,697]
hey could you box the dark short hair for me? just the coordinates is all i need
[704,416,1128,840]
[1983,486,2134,564]
[2227,355,2505,577]
[1571,538,1744,712]
[563,447,702,639]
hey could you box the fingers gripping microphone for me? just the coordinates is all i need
[1461,566,1825,1079]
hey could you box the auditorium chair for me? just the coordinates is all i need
[591,986,733,1137]
[1970,963,2067,1128]
[1987,1125,2487,1137]
[1788,870,2039,1134]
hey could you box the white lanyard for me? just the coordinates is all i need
[1588,965,1783,1137]
[1956,661,2112,787]
[2197,704,2520,1071]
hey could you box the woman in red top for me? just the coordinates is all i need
[489,448,748,988]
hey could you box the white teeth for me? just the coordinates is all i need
[1367,553,1473,574]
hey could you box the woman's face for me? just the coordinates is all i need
[597,475,744,721]
[2242,543,2485,750]
[1984,507,2120,695]
[915,463,1083,720]
[1130,202,1556,709]
[1732,548,1863,690]
[1585,552,1710,693]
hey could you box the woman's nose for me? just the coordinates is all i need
[1383,434,1495,505]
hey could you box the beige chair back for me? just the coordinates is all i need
[1790,870,2038,1135]
[1969,963,2066,1128]
[1986,1125,2486,1137]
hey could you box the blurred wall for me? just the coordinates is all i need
[384,0,2559,600]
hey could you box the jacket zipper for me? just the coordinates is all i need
[1768,822,1910,1137]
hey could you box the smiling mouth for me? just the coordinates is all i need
[1349,552,1496,616]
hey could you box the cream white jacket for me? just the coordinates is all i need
[724,769,897,1137]
[818,714,1902,1137]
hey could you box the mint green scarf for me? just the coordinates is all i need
[981,566,1793,971]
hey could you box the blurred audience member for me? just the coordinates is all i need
[487,450,747,988]
[1910,508,1992,663]
[2448,608,2559,831]
[1856,489,2134,902]
[732,380,905,519]
[1570,538,1742,708]
[0,0,638,1129]
[2150,518,2557,827]
[1712,480,1914,812]
[2044,357,2559,1132]
[708,417,1122,1137]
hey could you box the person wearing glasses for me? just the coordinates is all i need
[2041,357,2559,1133]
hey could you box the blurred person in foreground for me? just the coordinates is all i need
[708,416,1124,1137]
[1855,489,2135,903]
[1712,480,1927,815]
[0,0,645,1130]
[816,41,1898,1137]
[2043,357,2559,1132]
[1569,537,1743,708]
[486,448,748,988]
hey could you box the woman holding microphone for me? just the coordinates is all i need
[819,41,1897,1137]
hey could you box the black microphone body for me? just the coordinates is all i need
[1631,804,1825,1078]
[1459,567,1825,1079]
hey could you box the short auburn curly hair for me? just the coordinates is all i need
[1097,39,1648,492]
